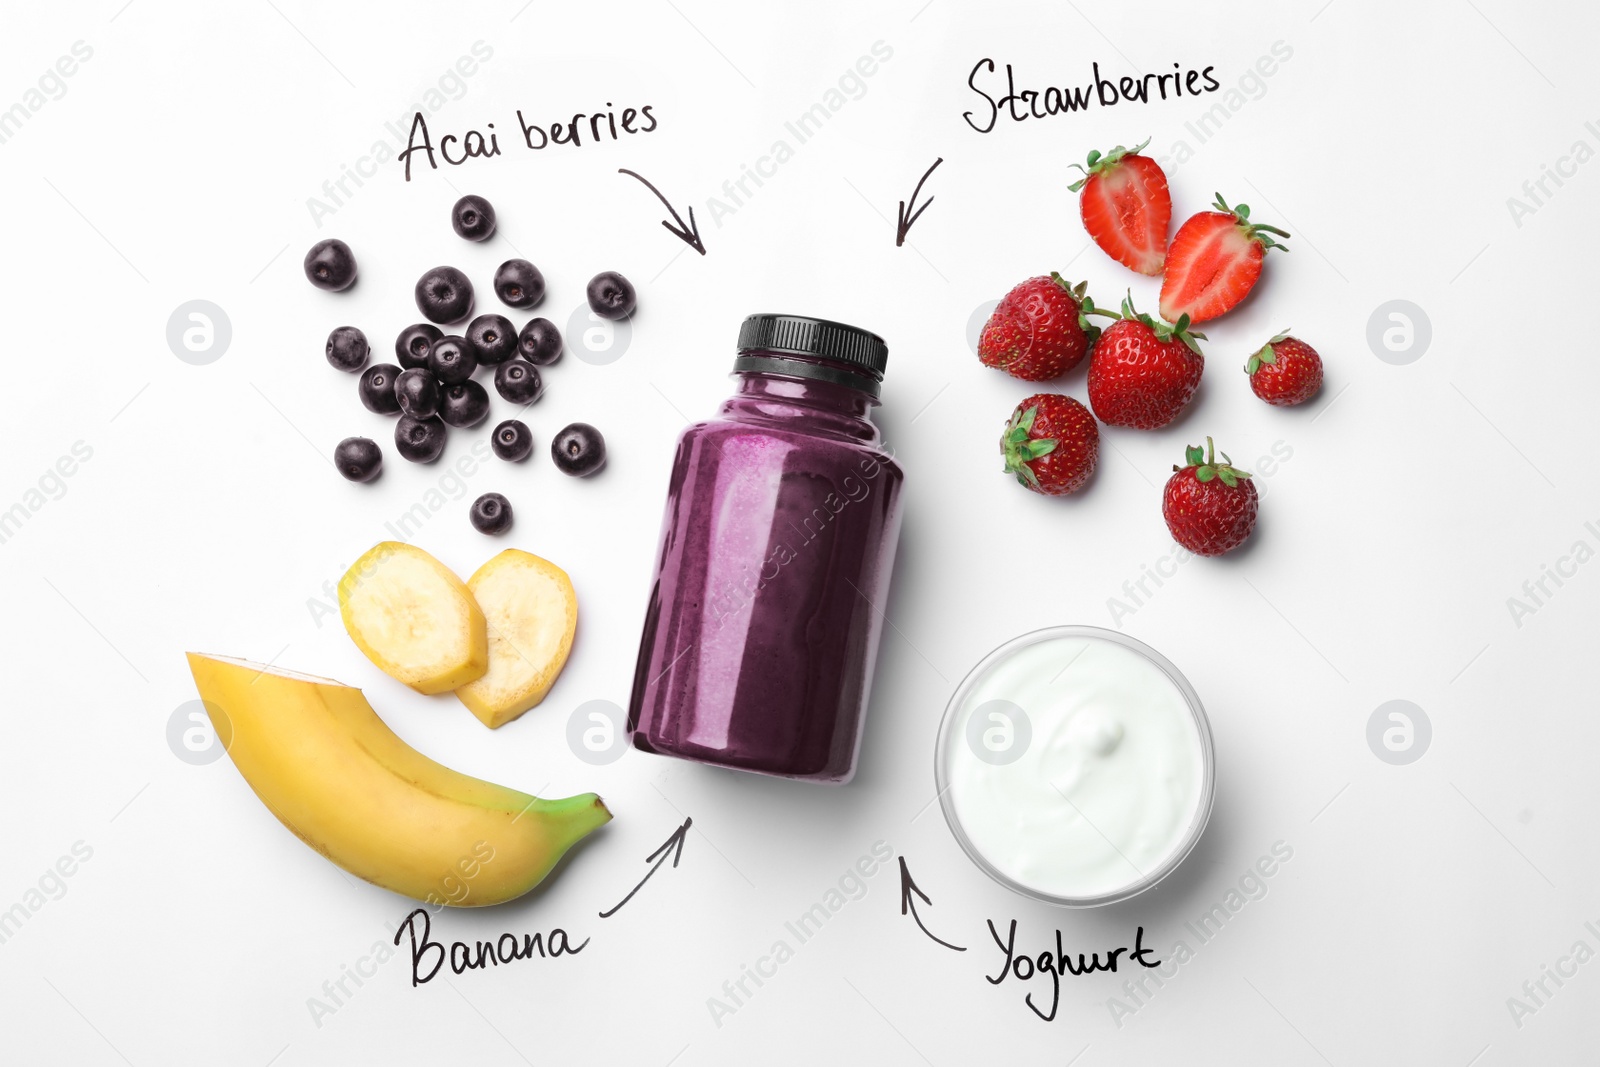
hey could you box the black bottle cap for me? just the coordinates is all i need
[735,314,888,394]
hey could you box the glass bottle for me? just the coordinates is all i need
[627,314,905,783]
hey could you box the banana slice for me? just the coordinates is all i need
[456,549,578,728]
[339,542,487,694]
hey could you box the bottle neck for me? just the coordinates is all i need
[720,369,882,444]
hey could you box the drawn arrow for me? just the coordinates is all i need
[899,855,966,951]
[598,817,692,919]
[895,157,943,247]
[618,169,706,255]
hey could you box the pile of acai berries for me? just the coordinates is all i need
[306,195,626,534]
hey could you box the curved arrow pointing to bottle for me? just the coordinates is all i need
[899,855,966,951]
[896,157,942,247]
[618,169,706,255]
[599,817,692,919]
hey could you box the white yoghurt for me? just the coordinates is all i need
[941,632,1209,902]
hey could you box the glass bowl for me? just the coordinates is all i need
[934,625,1215,908]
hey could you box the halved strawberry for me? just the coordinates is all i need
[1068,139,1171,275]
[1159,193,1290,324]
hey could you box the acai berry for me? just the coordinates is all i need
[585,271,635,320]
[395,323,442,370]
[304,239,357,291]
[325,326,369,372]
[494,360,544,405]
[334,437,382,482]
[551,422,606,477]
[451,195,497,242]
[491,419,532,462]
[440,381,491,428]
[358,364,403,415]
[517,317,563,366]
[494,258,545,308]
[427,335,478,385]
[466,314,517,366]
[414,265,474,325]
[469,492,513,534]
[394,415,447,463]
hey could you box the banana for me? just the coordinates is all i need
[187,652,610,906]
[456,549,579,729]
[339,542,487,695]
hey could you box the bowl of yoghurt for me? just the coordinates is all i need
[935,625,1215,908]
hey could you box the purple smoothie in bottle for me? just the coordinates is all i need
[627,314,905,783]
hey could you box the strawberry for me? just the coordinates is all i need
[1068,139,1171,275]
[978,273,1112,381]
[1001,394,1098,495]
[1086,294,1206,429]
[1162,438,1258,556]
[1159,193,1290,324]
[1246,330,1323,406]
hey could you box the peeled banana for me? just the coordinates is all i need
[187,653,610,906]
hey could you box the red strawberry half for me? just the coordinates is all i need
[1087,294,1206,430]
[1162,437,1258,556]
[1068,139,1171,276]
[1001,394,1098,495]
[1246,330,1323,407]
[978,273,1112,381]
[1159,193,1290,324]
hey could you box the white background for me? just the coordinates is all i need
[2,0,1597,1063]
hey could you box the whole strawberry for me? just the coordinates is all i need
[1246,330,1322,406]
[1001,394,1098,495]
[1087,294,1205,429]
[978,273,1111,381]
[1162,438,1258,556]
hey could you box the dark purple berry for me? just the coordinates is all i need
[466,314,517,366]
[395,368,441,419]
[470,492,513,535]
[304,239,357,292]
[517,317,563,366]
[491,419,532,462]
[551,422,606,477]
[334,437,382,482]
[414,266,474,325]
[325,326,369,372]
[585,271,636,320]
[494,360,543,405]
[395,323,442,370]
[358,364,403,415]
[440,380,490,428]
[452,195,496,242]
[394,415,447,463]
[494,259,544,308]
[428,336,478,385]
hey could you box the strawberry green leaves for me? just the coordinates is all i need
[1244,329,1293,375]
[1176,436,1252,488]
[1119,291,1206,355]
[1067,138,1152,192]
[1051,273,1118,344]
[1002,404,1055,488]
[1213,193,1291,253]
